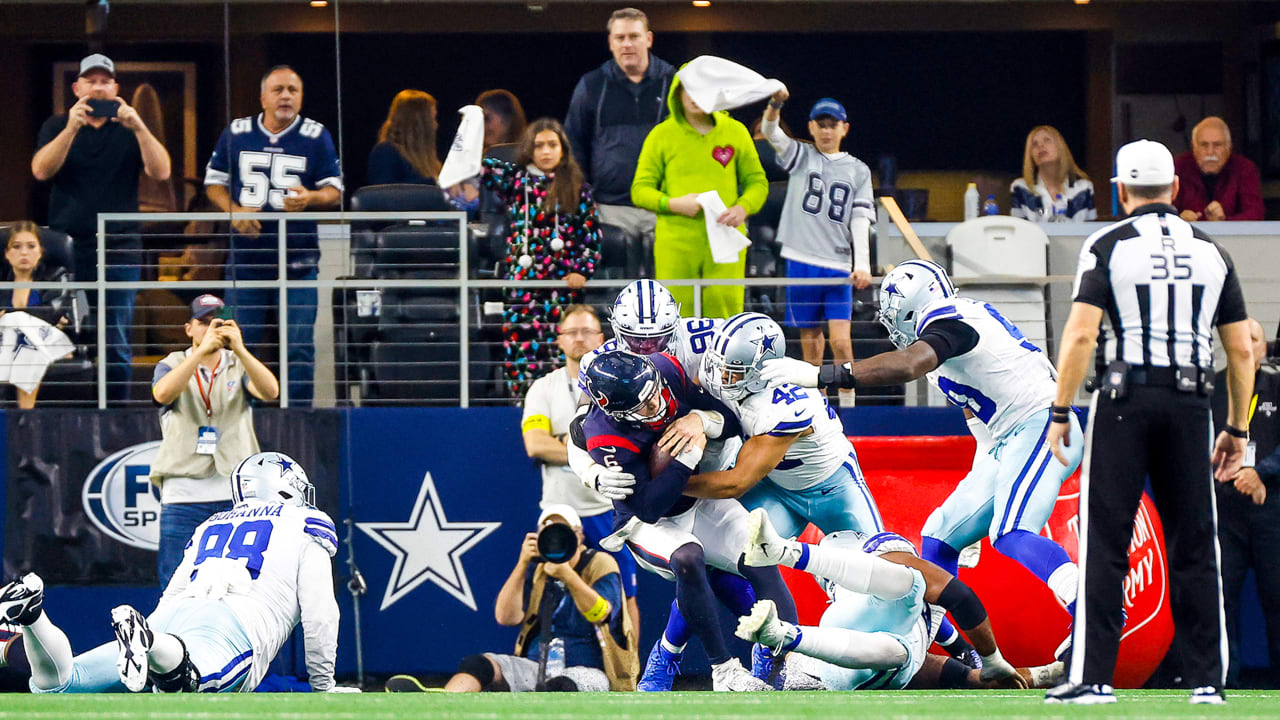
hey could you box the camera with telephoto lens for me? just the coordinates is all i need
[536,522,579,564]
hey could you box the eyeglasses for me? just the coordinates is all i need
[559,328,603,338]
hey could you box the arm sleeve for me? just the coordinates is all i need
[1230,160,1266,221]
[630,131,668,213]
[204,129,231,187]
[918,319,981,363]
[566,186,602,276]
[296,540,340,692]
[1215,252,1248,326]
[35,115,63,152]
[688,388,743,439]
[479,157,517,198]
[1254,445,1280,485]
[313,129,343,191]
[1071,239,1111,309]
[590,444,691,523]
[734,129,769,215]
[563,77,594,179]
[850,217,871,275]
[761,118,797,167]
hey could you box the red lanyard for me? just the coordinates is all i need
[194,353,222,420]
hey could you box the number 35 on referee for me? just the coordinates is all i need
[1044,140,1253,705]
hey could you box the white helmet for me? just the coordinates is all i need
[611,279,682,355]
[816,530,918,601]
[877,259,957,348]
[231,452,314,507]
[702,312,786,402]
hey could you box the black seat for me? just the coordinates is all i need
[350,184,454,279]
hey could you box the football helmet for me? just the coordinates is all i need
[231,451,314,507]
[581,350,671,424]
[877,259,957,349]
[611,279,682,355]
[702,313,786,402]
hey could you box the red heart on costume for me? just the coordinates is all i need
[712,145,734,167]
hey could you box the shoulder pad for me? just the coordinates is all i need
[763,387,815,434]
[300,509,338,558]
[229,117,254,135]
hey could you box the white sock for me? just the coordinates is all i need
[1047,563,1079,607]
[148,633,185,674]
[23,614,73,690]
[794,625,907,670]
[838,389,855,408]
[659,637,686,655]
[796,543,916,600]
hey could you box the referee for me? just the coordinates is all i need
[1044,140,1254,705]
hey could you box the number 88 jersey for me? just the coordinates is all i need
[918,296,1058,441]
[578,317,723,392]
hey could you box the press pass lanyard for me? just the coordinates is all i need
[194,353,223,420]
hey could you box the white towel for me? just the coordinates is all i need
[0,311,74,393]
[676,56,786,114]
[437,105,486,188]
[698,191,751,264]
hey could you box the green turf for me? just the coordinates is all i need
[0,690,1276,720]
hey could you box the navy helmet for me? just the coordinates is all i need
[582,350,671,424]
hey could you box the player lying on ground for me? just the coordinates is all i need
[762,259,1085,660]
[580,350,803,691]
[0,452,350,694]
[636,312,888,690]
[737,509,1065,690]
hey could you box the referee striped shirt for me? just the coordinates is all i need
[1072,202,1247,369]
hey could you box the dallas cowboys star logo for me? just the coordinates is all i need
[268,456,295,473]
[357,472,500,611]
[755,332,778,354]
[883,281,903,299]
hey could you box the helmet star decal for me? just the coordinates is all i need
[269,456,295,473]
[883,282,903,298]
[755,332,779,354]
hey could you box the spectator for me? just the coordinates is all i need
[1175,116,1265,222]
[468,118,601,399]
[0,222,74,409]
[1009,125,1096,223]
[368,89,441,186]
[31,53,171,403]
[1212,317,1280,687]
[520,305,641,639]
[149,294,280,586]
[632,77,768,318]
[435,506,634,692]
[762,92,873,409]
[564,7,675,253]
[204,65,342,407]
[476,89,528,151]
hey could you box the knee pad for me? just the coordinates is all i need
[149,638,200,693]
[669,543,706,579]
[456,654,495,687]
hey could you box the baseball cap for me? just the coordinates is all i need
[79,54,115,78]
[1111,139,1175,186]
[537,504,582,530]
[190,294,225,321]
[809,98,847,123]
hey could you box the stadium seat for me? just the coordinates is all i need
[350,184,454,279]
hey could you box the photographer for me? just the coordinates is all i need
[424,506,636,693]
[149,294,280,585]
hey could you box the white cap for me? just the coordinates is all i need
[79,53,115,78]
[1111,139,1175,186]
[537,504,582,530]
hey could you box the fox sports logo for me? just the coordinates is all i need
[82,441,163,551]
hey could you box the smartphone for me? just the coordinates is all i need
[87,98,118,118]
[215,306,236,321]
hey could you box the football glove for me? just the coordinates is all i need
[759,357,820,389]
[581,463,635,500]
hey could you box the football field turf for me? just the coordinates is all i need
[1,690,1276,720]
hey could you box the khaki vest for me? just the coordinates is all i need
[150,349,260,483]
[514,550,639,691]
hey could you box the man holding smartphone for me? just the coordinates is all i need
[31,53,171,404]
[149,294,280,586]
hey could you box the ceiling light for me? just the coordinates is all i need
[692,0,711,7]
[1074,0,1089,4]
[310,0,328,7]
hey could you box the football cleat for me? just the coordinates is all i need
[1044,682,1116,704]
[1190,686,1225,705]
[0,573,44,627]
[736,599,799,654]
[952,647,983,670]
[711,659,772,692]
[636,639,681,692]
[384,675,444,693]
[750,643,778,687]
[743,509,801,568]
[111,605,154,693]
[1027,661,1067,689]
[780,654,827,691]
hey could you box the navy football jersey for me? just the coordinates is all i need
[583,353,737,524]
[205,114,343,278]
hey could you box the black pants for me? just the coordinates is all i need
[1217,480,1280,686]
[1073,386,1226,690]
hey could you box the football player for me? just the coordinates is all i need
[737,509,1064,691]
[0,452,349,694]
[580,350,795,691]
[761,259,1085,657]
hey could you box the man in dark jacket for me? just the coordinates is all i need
[564,8,675,252]
[1213,317,1280,687]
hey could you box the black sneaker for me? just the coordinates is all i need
[1190,686,1225,705]
[1044,682,1116,704]
[0,574,44,627]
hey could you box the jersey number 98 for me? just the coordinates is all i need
[193,520,274,580]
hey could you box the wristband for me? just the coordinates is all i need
[767,100,784,109]
[1225,425,1249,439]
[583,595,611,624]
[1050,405,1071,424]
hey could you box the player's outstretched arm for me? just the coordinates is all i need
[685,433,800,499]
[297,541,340,692]
[761,341,940,391]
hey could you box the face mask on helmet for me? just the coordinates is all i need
[704,350,753,401]
[876,260,955,349]
[611,280,681,356]
[702,314,783,401]
[610,376,670,424]
[617,329,672,356]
